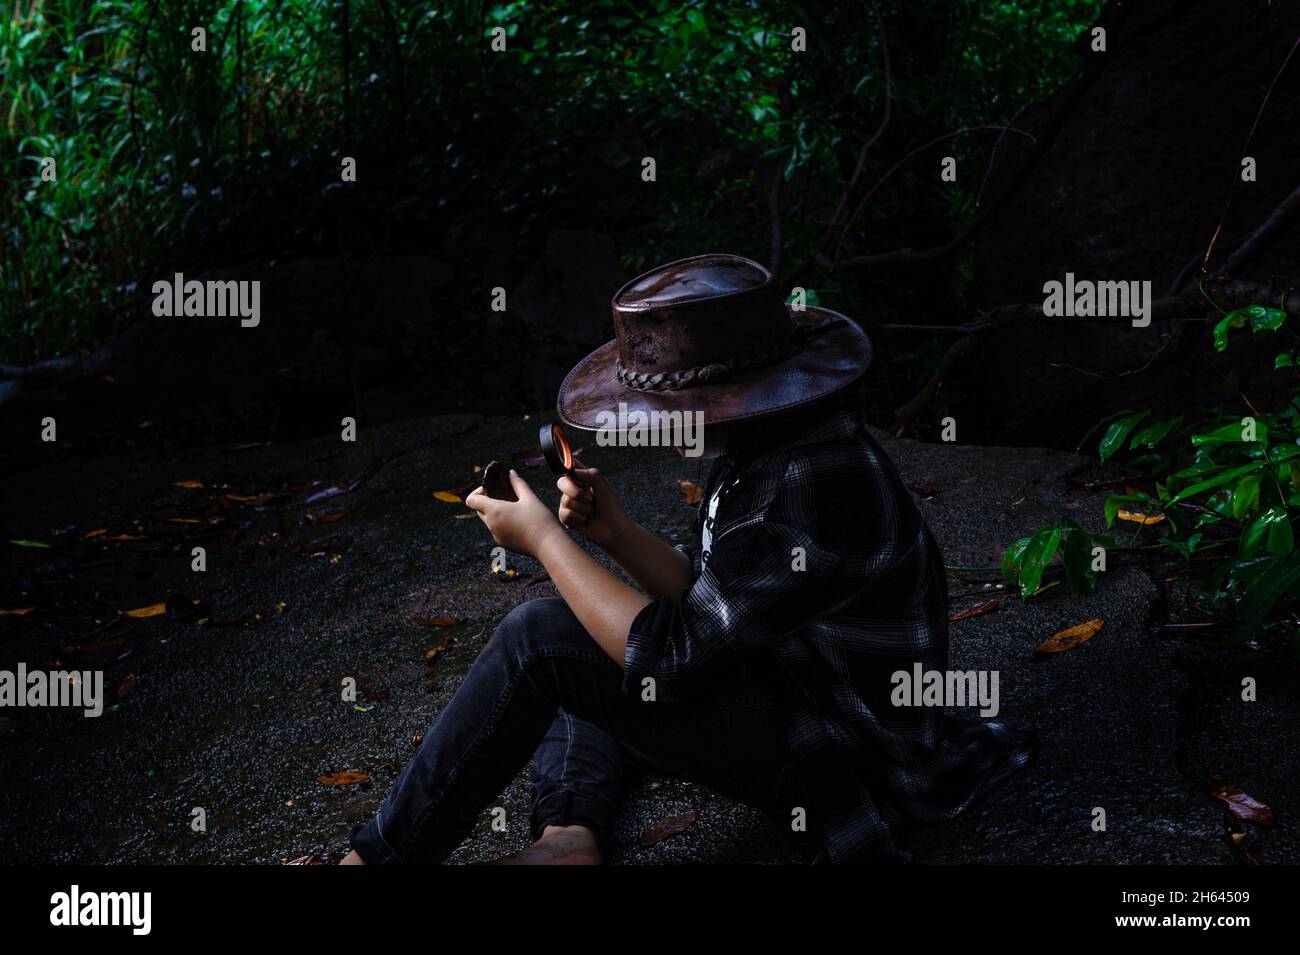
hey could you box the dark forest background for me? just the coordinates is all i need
[3,0,1300,496]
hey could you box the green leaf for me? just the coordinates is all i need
[1247,305,1287,332]
[1233,551,1300,640]
[1239,506,1293,556]
[1168,462,1263,505]
[1000,537,1031,585]
[1232,475,1260,519]
[9,539,50,548]
[1213,306,1287,352]
[1190,420,1268,447]
[1017,526,1061,599]
[1129,416,1181,451]
[1213,309,1249,351]
[1076,408,1139,453]
[1061,521,1097,594]
[1098,411,1149,461]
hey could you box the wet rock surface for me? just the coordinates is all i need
[0,415,1294,864]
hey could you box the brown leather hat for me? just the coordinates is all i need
[557,253,872,431]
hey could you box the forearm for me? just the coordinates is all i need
[604,520,694,600]
[535,529,652,667]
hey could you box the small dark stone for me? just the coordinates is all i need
[482,460,517,501]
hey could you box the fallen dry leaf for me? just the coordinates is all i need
[677,479,704,505]
[1033,618,1103,655]
[638,809,698,847]
[225,493,272,504]
[174,480,205,489]
[1117,509,1165,525]
[306,480,360,504]
[305,510,346,526]
[0,607,35,616]
[317,771,369,786]
[433,490,462,503]
[1209,779,1275,826]
[910,482,940,498]
[412,615,461,627]
[165,517,203,525]
[99,533,148,542]
[424,638,454,663]
[949,597,1000,622]
[123,603,167,619]
[82,528,108,539]
[116,672,135,701]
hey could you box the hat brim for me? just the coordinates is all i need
[557,305,872,432]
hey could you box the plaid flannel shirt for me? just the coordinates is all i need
[624,408,1033,863]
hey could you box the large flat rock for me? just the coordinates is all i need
[0,416,1291,863]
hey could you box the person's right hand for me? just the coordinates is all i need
[557,462,630,551]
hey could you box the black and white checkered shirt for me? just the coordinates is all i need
[624,407,1034,863]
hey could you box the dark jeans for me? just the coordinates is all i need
[350,596,799,863]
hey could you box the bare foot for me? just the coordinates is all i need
[493,825,603,865]
[339,849,366,865]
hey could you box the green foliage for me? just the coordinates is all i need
[2,0,1102,366]
[1001,305,1300,645]
[2,0,333,359]
[1002,520,1113,600]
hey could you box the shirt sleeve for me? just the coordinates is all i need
[622,467,902,701]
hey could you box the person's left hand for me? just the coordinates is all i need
[465,470,565,558]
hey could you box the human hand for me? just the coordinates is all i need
[466,470,565,558]
[557,461,630,551]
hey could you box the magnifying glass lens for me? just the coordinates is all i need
[540,422,574,475]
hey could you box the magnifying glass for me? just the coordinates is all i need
[539,422,575,476]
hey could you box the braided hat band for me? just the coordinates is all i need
[614,317,847,392]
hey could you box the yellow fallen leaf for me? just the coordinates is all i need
[123,603,167,618]
[1117,509,1165,525]
[317,771,369,786]
[677,479,703,505]
[165,517,203,524]
[413,615,462,627]
[174,480,205,489]
[433,490,462,503]
[1034,618,1103,655]
[0,607,35,616]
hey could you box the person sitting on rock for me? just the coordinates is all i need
[342,253,1033,865]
